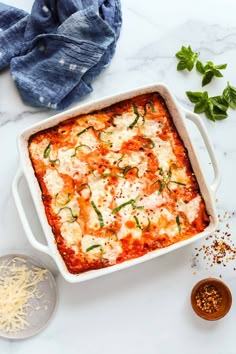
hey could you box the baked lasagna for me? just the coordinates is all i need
[28,93,209,274]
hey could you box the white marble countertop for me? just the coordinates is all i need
[1,0,236,353]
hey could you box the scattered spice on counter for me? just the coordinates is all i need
[192,211,236,270]
[195,284,223,313]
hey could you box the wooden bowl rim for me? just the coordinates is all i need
[191,277,232,321]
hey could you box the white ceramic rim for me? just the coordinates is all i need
[12,82,221,283]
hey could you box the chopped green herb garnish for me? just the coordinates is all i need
[176,215,181,233]
[144,217,151,231]
[175,45,199,71]
[153,166,186,194]
[132,203,144,210]
[116,154,124,168]
[43,142,51,158]
[71,144,92,157]
[55,193,71,206]
[91,201,104,228]
[142,136,155,149]
[134,215,142,230]
[144,101,155,115]
[86,244,104,263]
[86,244,102,252]
[49,158,60,166]
[99,131,113,143]
[112,199,135,214]
[77,126,94,136]
[78,183,92,198]
[170,181,186,186]
[123,166,139,178]
[57,207,77,222]
[105,229,118,240]
[43,142,60,166]
[128,103,144,129]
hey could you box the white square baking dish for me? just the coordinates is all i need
[12,83,221,283]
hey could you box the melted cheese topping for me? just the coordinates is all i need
[57,148,88,177]
[177,196,201,223]
[0,257,47,333]
[29,93,209,274]
[43,169,64,195]
[153,137,176,170]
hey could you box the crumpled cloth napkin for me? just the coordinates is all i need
[0,0,122,109]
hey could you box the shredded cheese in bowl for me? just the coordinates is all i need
[0,255,58,339]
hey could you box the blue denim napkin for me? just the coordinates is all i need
[0,0,122,109]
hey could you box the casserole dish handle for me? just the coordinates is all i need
[182,108,221,195]
[12,168,50,255]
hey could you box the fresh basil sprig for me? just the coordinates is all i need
[175,46,199,71]
[196,60,227,86]
[186,91,228,121]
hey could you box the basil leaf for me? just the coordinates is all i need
[202,71,214,86]
[205,107,215,122]
[186,91,204,103]
[216,63,227,70]
[196,60,205,74]
[210,96,228,112]
[223,82,236,109]
[198,61,227,86]
[213,69,223,78]
[177,61,188,71]
[175,45,199,71]
[194,100,208,113]
[186,90,229,122]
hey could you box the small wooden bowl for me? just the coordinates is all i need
[191,278,232,321]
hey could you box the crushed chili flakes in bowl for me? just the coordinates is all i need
[195,284,222,313]
[191,278,232,320]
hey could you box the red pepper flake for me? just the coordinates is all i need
[192,211,236,270]
[195,284,223,313]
